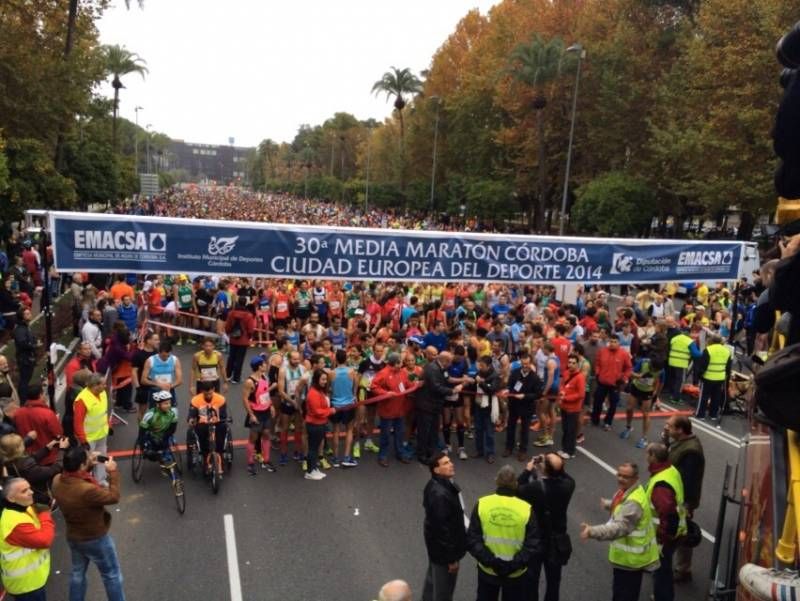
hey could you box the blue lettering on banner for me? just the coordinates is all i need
[49,212,746,284]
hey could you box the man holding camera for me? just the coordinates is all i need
[52,446,125,601]
[517,453,575,601]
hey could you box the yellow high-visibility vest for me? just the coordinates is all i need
[0,507,50,595]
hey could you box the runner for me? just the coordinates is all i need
[276,351,307,466]
[329,349,359,468]
[242,356,276,475]
[191,337,227,394]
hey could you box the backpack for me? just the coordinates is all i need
[755,342,800,429]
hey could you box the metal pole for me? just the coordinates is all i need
[430,99,440,211]
[134,107,140,176]
[145,126,151,174]
[559,51,583,236]
[39,228,55,411]
[365,130,371,213]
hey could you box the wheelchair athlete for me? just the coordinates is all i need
[138,390,179,463]
[188,380,229,473]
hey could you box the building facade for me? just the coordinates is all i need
[168,140,254,184]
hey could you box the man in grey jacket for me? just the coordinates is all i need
[580,462,660,601]
[417,351,462,465]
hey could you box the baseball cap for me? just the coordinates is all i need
[408,336,425,346]
[250,356,265,370]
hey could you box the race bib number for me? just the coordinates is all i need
[398,382,405,393]
[329,301,340,311]
[200,367,217,380]
[156,374,173,385]
[513,381,523,392]
[277,302,288,313]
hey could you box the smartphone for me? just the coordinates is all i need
[95,455,110,463]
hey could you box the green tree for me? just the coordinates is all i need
[571,171,655,237]
[1,138,76,221]
[101,44,148,151]
[0,134,8,194]
[509,35,571,230]
[372,67,423,190]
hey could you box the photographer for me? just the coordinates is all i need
[517,453,575,601]
[52,446,125,601]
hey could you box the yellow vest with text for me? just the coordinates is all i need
[0,507,50,594]
[702,344,730,382]
[645,465,687,539]
[477,493,531,578]
[608,485,659,569]
[78,388,109,442]
[668,334,693,369]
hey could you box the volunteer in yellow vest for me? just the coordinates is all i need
[664,326,701,403]
[580,462,659,601]
[466,465,540,601]
[72,372,110,485]
[695,334,731,420]
[0,478,54,600]
[645,443,687,601]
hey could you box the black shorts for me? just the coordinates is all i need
[280,401,298,416]
[245,409,272,430]
[295,307,311,320]
[330,409,355,425]
[629,386,654,405]
[443,397,462,409]
[135,387,150,405]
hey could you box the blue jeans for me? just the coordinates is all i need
[379,417,405,460]
[15,587,47,601]
[68,534,125,601]
[474,406,495,457]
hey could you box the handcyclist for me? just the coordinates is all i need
[138,390,178,464]
[191,337,227,394]
[276,351,307,466]
[188,381,228,475]
[243,356,276,475]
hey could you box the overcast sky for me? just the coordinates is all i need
[97,0,498,148]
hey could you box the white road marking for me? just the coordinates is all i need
[659,401,742,448]
[224,514,244,601]
[576,447,716,544]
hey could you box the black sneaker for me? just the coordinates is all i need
[247,464,257,476]
[261,462,276,473]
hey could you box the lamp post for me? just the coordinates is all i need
[429,96,441,211]
[145,123,152,174]
[134,106,143,176]
[365,127,372,214]
[559,44,585,236]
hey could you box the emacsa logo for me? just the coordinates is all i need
[610,253,634,274]
[208,236,238,256]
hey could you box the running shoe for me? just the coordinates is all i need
[302,459,307,471]
[304,470,325,481]
[352,441,361,459]
[635,437,648,449]
[458,447,468,460]
[602,424,611,432]
[293,451,303,462]
[533,436,553,447]
[279,453,288,466]
[364,440,380,454]
[556,451,574,460]
[466,428,475,440]
[261,462,276,472]
[330,457,341,468]
[320,456,332,470]
[247,464,257,476]
[576,433,585,445]
[739,563,800,601]
[620,427,633,440]
[342,456,358,467]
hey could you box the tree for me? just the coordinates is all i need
[571,171,655,237]
[372,67,423,191]
[0,134,8,194]
[509,35,570,230]
[101,45,148,151]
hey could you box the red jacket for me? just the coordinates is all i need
[594,347,632,387]
[225,309,256,346]
[371,366,412,419]
[649,461,680,544]
[551,336,571,370]
[559,370,585,413]
[305,387,334,425]
[4,507,55,549]
[13,398,63,465]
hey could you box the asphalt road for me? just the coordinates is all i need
[43,343,743,601]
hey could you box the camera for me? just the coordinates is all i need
[95,455,109,463]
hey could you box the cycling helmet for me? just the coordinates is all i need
[152,390,172,403]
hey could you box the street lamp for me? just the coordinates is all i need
[134,106,143,176]
[365,126,372,213]
[559,43,585,236]
[145,123,152,174]
[429,96,441,212]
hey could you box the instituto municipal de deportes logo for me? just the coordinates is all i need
[610,252,634,274]
[208,236,238,256]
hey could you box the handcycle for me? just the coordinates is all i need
[131,435,186,515]
[186,416,234,494]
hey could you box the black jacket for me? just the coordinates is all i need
[475,368,501,404]
[466,487,542,579]
[4,447,63,505]
[417,360,454,415]
[423,475,467,564]
[517,470,575,538]
[13,322,37,366]
[770,251,800,345]
[506,367,543,407]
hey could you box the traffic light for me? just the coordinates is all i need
[774,23,800,200]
